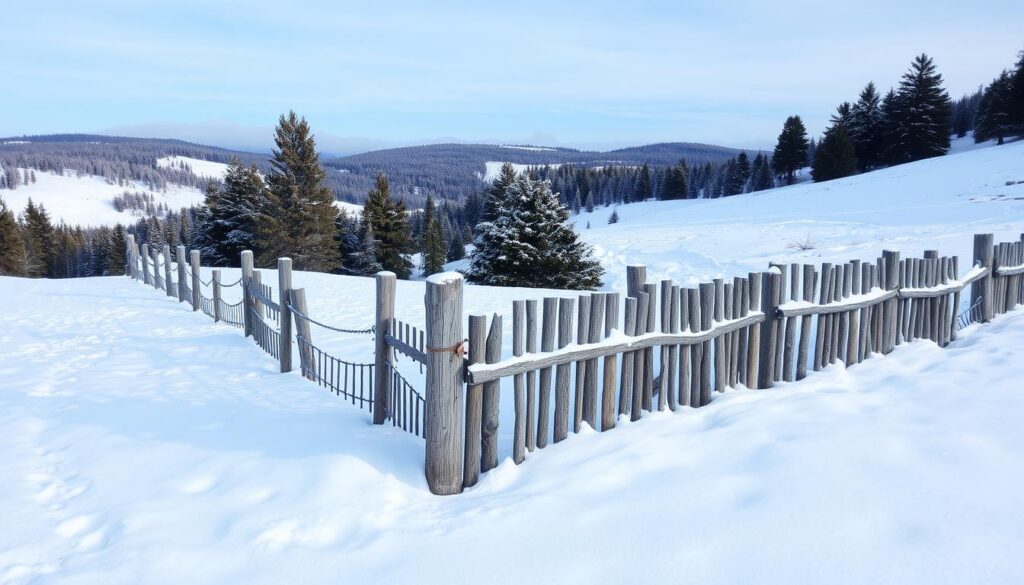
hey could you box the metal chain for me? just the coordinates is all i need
[287,302,375,334]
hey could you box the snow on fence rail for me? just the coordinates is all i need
[124,232,1024,496]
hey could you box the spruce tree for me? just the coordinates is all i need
[21,199,53,277]
[750,154,775,192]
[772,115,810,184]
[848,82,886,170]
[446,232,466,262]
[0,196,27,276]
[608,208,620,224]
[661,160,690,200]
[468,174,603,289]
[812,126,858,182]
[975,70,1015,144]
[108,225,126,276]
[423,211,447,276]
[1011,50,1024,134]
[635,163,653,201]
[484,163,516,223]
[350,222,383,276]
[362,174,412,279]
[894,54,951,161]
[202,158,269,266]
[262,111,340,272]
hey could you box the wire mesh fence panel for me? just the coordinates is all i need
[386,361,425,438]
[183,283,193,306]
[219,299,244,328]
[249,306,281,360]
[296,333,374,408]
[957,297,983,331]
[200,294,215,319]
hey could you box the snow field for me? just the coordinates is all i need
[2,274,1024,583]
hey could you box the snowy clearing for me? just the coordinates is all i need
[573,137,1024,292]
[1,169,205,228]
[155,156,230,180]
[483,161,562,182]
[2,274,1024,584]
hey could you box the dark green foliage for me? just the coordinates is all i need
[608,208,619,224]
[484,163,517,223]
[446,232,465,262]
[261,111,340,272]
[812,126,858,182]
[894,54,951,161]
[975,70,1015,144]
[772,116,809,185]
[749,153,775,192]
[21,199,53,277]
[0,196,27,276]
[848,82,886,170]
[830,102,853,129]
[362,174,412,279]
[468,173,603,290]
[108,225,126,276]
[199,158,270,266]
[660,160,690,200]
[635,163,653,201]
[349,222,384,276]
[422,195,447,276]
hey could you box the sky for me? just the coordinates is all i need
[2,0,1022,154]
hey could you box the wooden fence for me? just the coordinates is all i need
[123,232,1024,496]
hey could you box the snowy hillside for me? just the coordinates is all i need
[573,138,1024,292]
[2,272,1024,584]
[156,155,230,179]
[0,169,207,227]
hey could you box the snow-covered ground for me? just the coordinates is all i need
[155,156,230,180]
[2,274,1024,584]
[482,161,562,182]
[573,137,1024,292]
[0,169,206,227]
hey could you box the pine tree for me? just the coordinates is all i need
[21,199,53,277]
[975,70,1015,144]
[812,126,858,182]
[734,152,751,192]
[585,191,595,213]
[362,174,412,279]
[349,222,383,276]
[661,160,690,200]
[608,208,620,224]
[848,82,886,170]
[1011,49,1024,134]
[635,163,653,201]
[108,225,126,276]
[446,232,466,262]
[772,115,810,185]
[201,158,269,266]
[0,196,27,276]
[423,210,447,276]
[750,153,775,192]
[894,54,951,161]
[830,102,853,129]
[484,163,516,223]
[467,174,603,289]
[261,111,340,272]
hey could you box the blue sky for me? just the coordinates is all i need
[3,0,1022,153]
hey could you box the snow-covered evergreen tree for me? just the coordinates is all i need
[894,54,951,161]
[362,174,412,279]
[848,82,886,170]
[812,126,858,182]
[0,196,27,276]
[772,116,809,185]
[467,173,602,289]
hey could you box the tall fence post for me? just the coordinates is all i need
[176,245,187,302]
[151,246,160,289]
[292,288,315,380]
[278,258,293,373]
[757,269,780,389]
[241,250,254,337]
[882,250,900,354]
[162,244,174,297]
[190,250,201,310]
[141,244,151,285]
[125,235,134,277]
[374,271,396,424]
[424,272,464,496]
[212,269,223,322]
[972,233,994,323]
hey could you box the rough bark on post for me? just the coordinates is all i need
[212,270,223,322]
[537,297,557,447]
[141,244,151,285]
[240,250,254,337]
[464,315,486,487]
[757,270,780,389]
[619,297,637,417]
[601,293,620,429]
[525,300,538,450]
[290,288,314,380]
[553,297,575,443]
[190,250,201,311]
[698,282,714,405]
[278,258,293,373]
[162,244,174,297]
[745,273,761,386]
[125,235,134,277]
[482,314,502,471]
[424,272,465,496]
[176,245,188,302]
[882,250,900,353]
[373,271,395,424]
[972,234,994,323]
[513,300,526,458]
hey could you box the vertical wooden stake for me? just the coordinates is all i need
[373,271,395,424]
[464,315,486,487]
[190,250,201,310]
[278,258,293,373]
[553,297,575,443]
[176,245,188,302]
[424,272,464,495]
[240,250,254,337]
[212,269,223,322]
[482,314,502,470]
[972,233,994,323]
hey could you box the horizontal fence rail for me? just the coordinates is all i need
[123,232,1024,497]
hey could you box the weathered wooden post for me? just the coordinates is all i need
[424,272,465,495]
[971,233,994,323]
[212,270,223,322]
[291,288,314,380]
[373,271,396,424]
[190,250,201,310]
[125,235,134,277]
[176,245,187,301]
[240,250,254,337]
[882,250,900,353]
[464,315,486,487]
[757,269,781,389]
[141,244,151,285]
[162,245,173,297]
[277,258,293,372]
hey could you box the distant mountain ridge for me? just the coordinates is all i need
[1,134,742,208]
